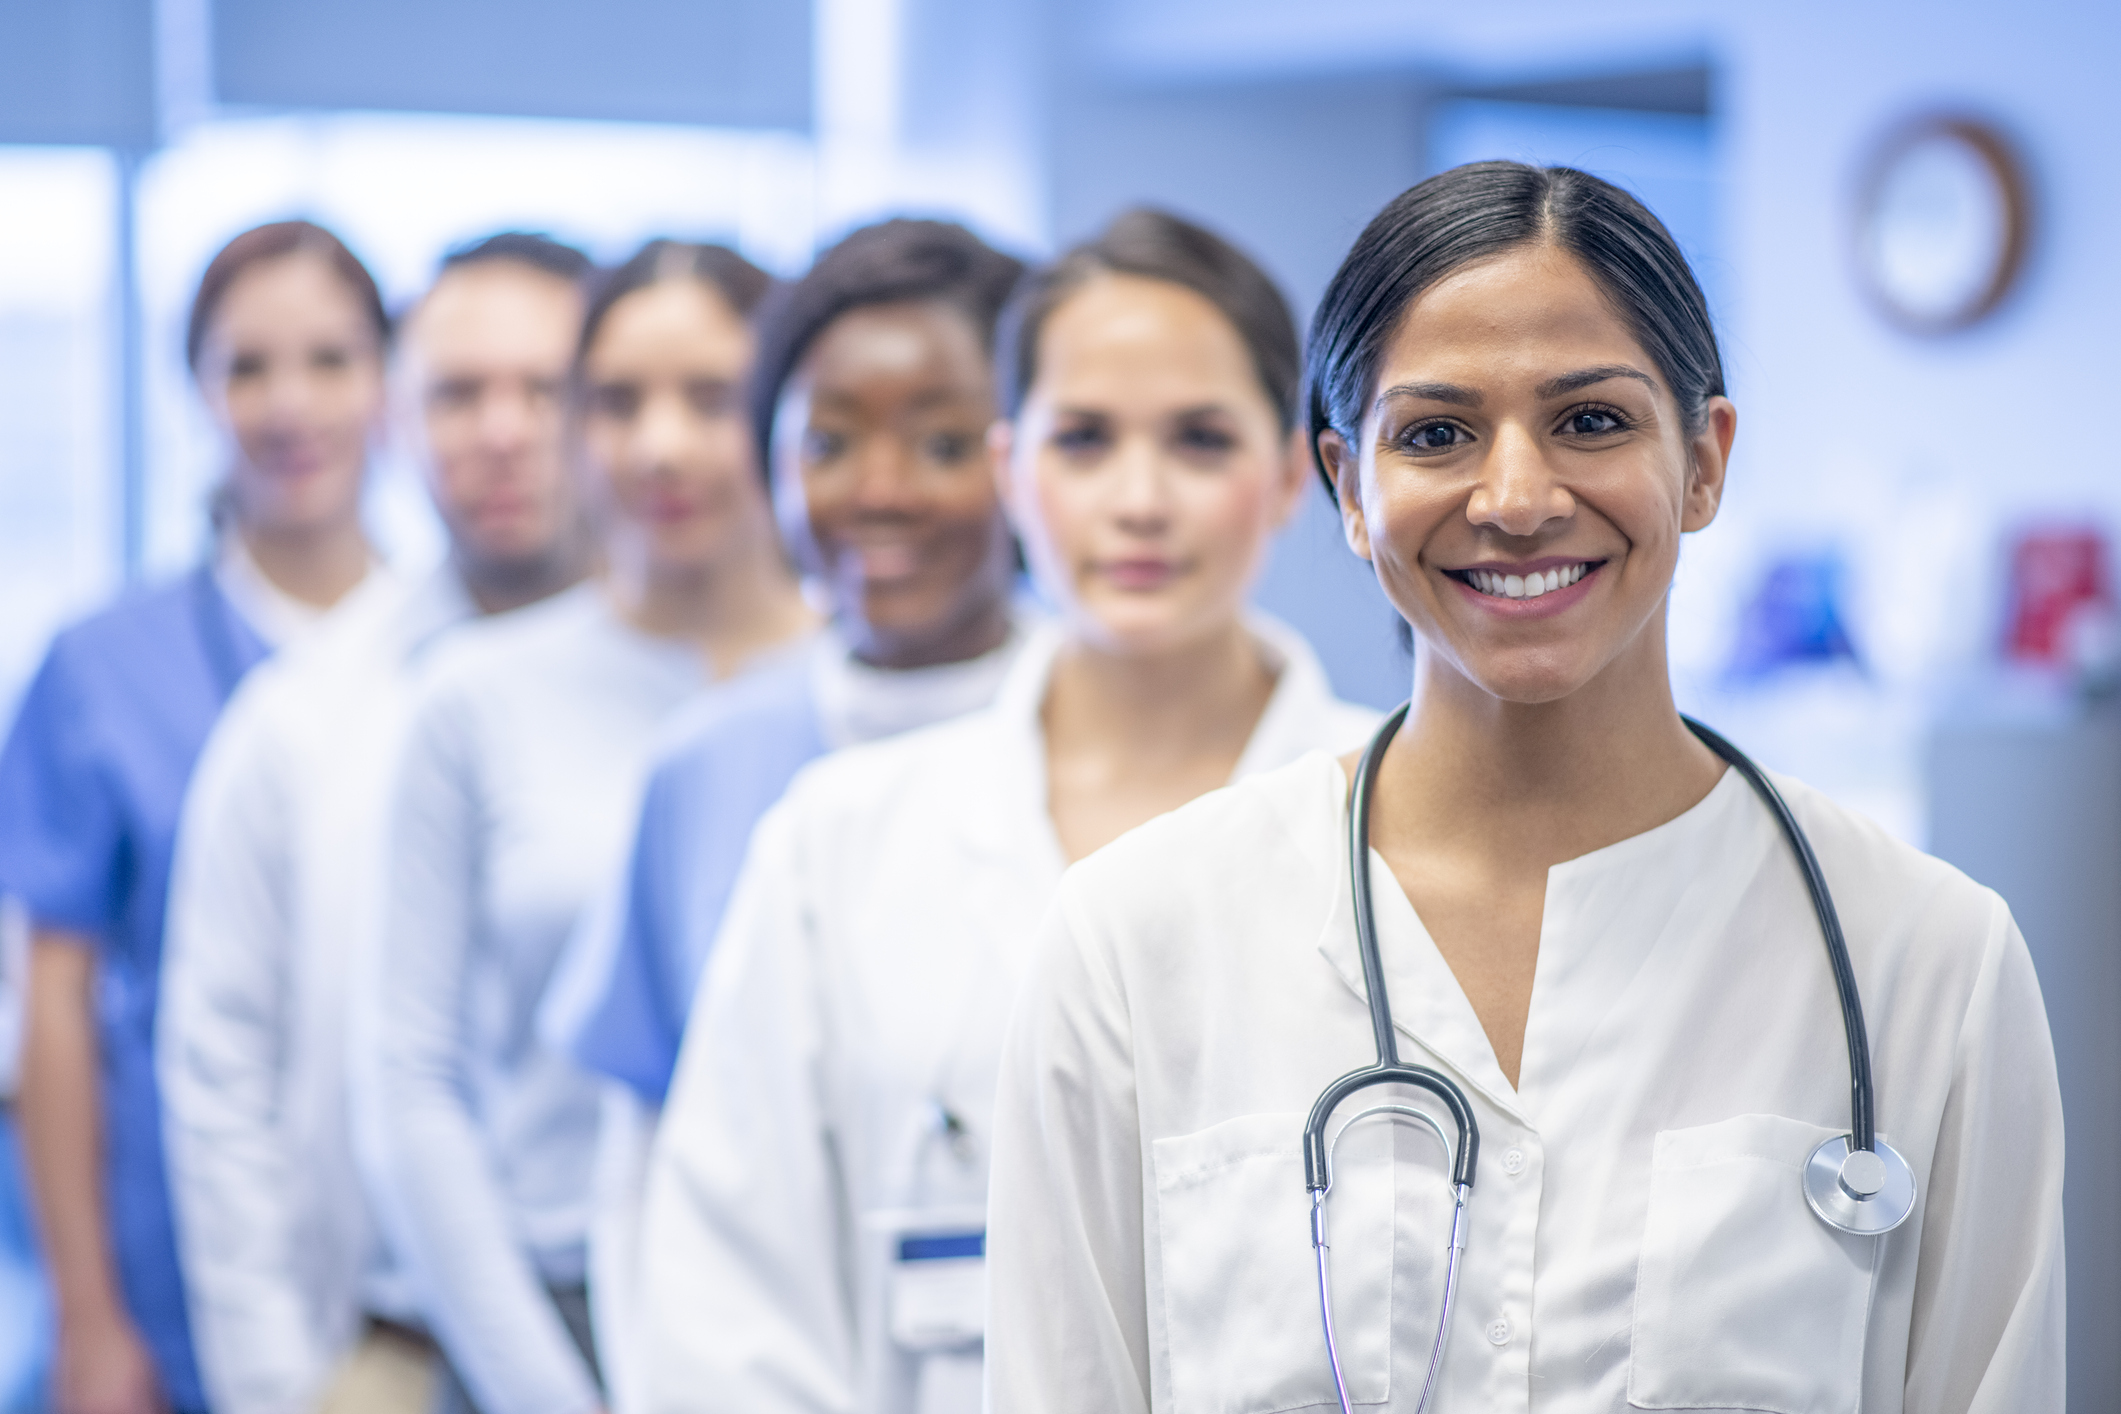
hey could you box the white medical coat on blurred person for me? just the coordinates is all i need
[635,619,1376,1414]
[160,566,469,1414]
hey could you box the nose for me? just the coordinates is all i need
[1109,435,1173,530]
[1465,420,1573,539]
[631,390,694,474]
[850,433,917,514]
[475,382,538,458]
[260,359,320,426]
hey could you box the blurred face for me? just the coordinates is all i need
[579,279,763,573]
[194,251,385,537]
[1001,273,1306,656]
[773,301,1012,666]
[1321,243,1735,705]
[398,261,583,575]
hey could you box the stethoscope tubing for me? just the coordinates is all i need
[1301,703,1480,1194]
[1680,716,1879,1155]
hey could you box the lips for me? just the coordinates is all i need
[1098,558,1181,591]
[851,541,921,582]
[1458,561,1593,601]
[1445,557,1607,613]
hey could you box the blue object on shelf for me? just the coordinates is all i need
[1727,551,1862,680]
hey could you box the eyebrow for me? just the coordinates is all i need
[1535,365,1658,398]
[1373,365,1659,414]
[1374,381,1481,412]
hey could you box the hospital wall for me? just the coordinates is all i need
[1034,1,2120,1403]
[0,0,2114,1400]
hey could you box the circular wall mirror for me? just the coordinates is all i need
[1854,116,2030,335]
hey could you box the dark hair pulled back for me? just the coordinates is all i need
[996,208,1301,432]
[440,230,592,284]
[747,218,1025,481]
[578,238,772,367]
[1306,161,1724,495]
[187,220,389,373]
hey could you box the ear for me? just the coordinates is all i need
[1681,396,1738,533]
[986,419,1028,536]
[1318,428,1373,563]
[1267,425,1311,532]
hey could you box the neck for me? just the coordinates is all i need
[237,518,372,610]
[1042,616,1274,768]
[455,536,592,617]
[1382,615,1722,861]
[854,594,1013,671]
[604,532,818,679]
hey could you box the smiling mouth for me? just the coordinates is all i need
[1450,561,1602,601]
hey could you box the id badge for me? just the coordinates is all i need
[884,1218,987,1352]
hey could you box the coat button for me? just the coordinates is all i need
[1486,1314,1512,1346]
[1501,1147,1526,1176]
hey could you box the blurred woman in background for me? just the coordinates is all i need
[354,240,813,1414]
[634,209,1377,1414]
[0,220,390,1414]
[538,218,1032,1408]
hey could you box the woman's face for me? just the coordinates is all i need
[773,301,1012,666]
[1320,243,1736,706]
[194,251,385,537]
[1002,274,1307,657]
[579,279,764,574]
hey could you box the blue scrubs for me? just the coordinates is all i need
[565,648,827,1105]
[0,567,269,1413]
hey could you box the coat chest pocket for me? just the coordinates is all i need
[1628,1114,1882,1413]
[1154,1111,1421,1414]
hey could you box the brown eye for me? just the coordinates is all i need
[1400,421,1466,452]
[591,383,640,420]
[922,431,975,465]
[687,380,737,418]
[1052,420,1109,458]
[1564,409,1625,436]
[803,427,849,463]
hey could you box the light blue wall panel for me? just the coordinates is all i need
[213,0,812,131]
[0,0,156,145]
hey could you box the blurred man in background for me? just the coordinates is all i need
[158,232,592,1414]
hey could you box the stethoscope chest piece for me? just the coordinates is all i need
[1803,1135,1917,1235]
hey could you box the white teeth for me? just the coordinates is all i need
[1465,562,1592,599]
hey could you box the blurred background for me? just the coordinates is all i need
[1,0,2115,1406]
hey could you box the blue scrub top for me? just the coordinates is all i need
[0,567,269,1413]
[566,648,828,1105]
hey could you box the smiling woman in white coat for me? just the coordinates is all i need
[981,163,2064,1414]
[634,209,1378,1414]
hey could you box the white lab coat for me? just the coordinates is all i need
[160,567,471,1414]
[984,751,2067,1414]
[636,620,1377,1414]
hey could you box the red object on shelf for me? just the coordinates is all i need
[2004,528,2113,663]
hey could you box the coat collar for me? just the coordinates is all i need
[1312,750,1762,1131]
[942,614,1360,868]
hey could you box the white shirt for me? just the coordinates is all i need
[213,535,339,648]
[811,621,1030,750]
[355,585,723,1414]
[636,619,1378,1414]
[160,568,472,1414]
[983,752,2066,1414]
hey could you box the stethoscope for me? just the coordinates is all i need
[1304,704,1918,1414]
